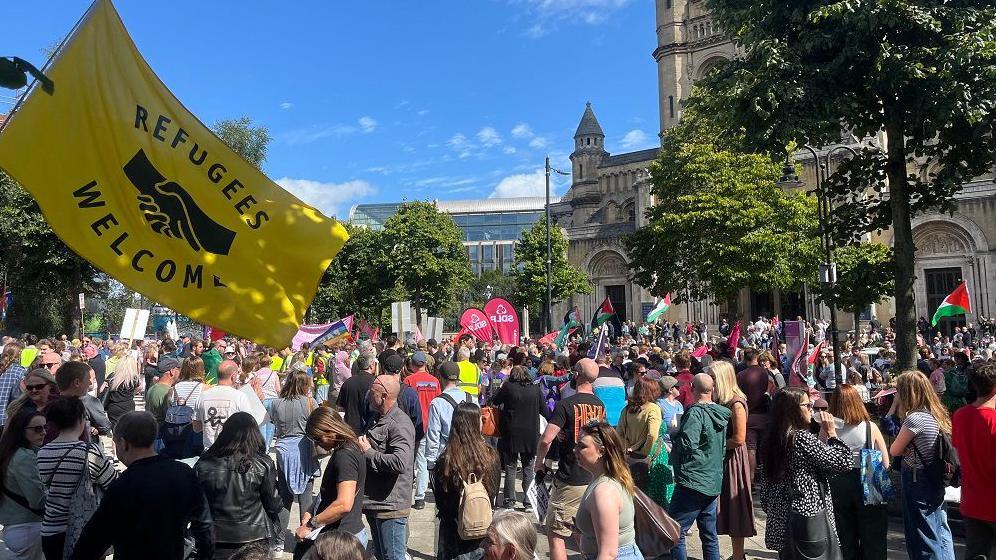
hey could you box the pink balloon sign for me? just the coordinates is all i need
[459,308,495,343]
[484,298,520,345]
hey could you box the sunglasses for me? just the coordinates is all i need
[42,363,59,368]
[26,425,46,434]
[26,383,49,392]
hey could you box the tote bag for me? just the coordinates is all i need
[859,421,895,505]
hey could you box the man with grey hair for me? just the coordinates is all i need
[668,373,731,560]
[455,346,482,399]
[337,353,377,434]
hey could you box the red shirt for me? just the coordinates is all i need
[675,370,695,409]
[404,371,441,427]
[952,403,996,522]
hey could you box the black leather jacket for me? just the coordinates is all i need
[193,453,282,544]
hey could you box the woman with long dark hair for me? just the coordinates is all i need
[433,402,501,560]
[616,376,662,458]
[0,409,48,559]
[757,387,852,558]
[293,406,368,558]
[193,412,282,559]
[270,370,319,553]
[889,371,956,559]
[491,365,549,508]
[574,420,642,560]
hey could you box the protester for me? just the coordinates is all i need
[573,420,642,560]
[4,369,57,427]
[889,371,956,559]
[616,375,662,457]
[455,347,482,399]
[827,384,890,560]
[710,361,755,559]
[294,406,369,557]
[736,348,772,477]
[483,511,538,560]
[433,402,501,560]
[253,353,282,450]
[0,342,27,428]
[381,353,424,444]
[141,343,159,398]
[758,387,851,557]
[331,350,352,404]
[951,363,996,560]
[337,354,376,435]
[145,356,180,426]
[194,360,253,449]
[270,369,320,554]
[100,354,143,430]
[592,357,627,426]
[402,351,441,510]
[37,397,117,560]
[534,358,605,560]
[673,354,696,408]
[654,376,682,449]
[667,373,730,560]
[491,364,548,509]
[425,362,475,471]
[194,412,282,559]
[72,411,214,560]
[308,530,367,560]
[0,410,47,560]
[358,375,415,560]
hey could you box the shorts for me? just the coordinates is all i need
[545,479,587,538]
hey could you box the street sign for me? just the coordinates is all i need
[78,293,85,310]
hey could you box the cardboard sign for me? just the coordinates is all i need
[119,308,150,341]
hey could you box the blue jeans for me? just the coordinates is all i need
[668,486,720,560]
[415,438,428,501]
[901,466,955,560]
[261,398,277,448]
[365,513,408,560]
[584,544,644,560]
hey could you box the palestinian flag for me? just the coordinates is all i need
[592,297,615,328]
[645,293,671,323]
[931,282,971,326]
[554,307,583,348]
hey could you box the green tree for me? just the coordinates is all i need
[310,224,397,326]
[623,109,821,319]
[696,0,996,368]
[464,269,517,311]
[213,116,271,169]
[381,202,473,327]
[815,243,895,334]
[511,216,591,326]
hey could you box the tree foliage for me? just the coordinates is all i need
[696,0,996,366]
[213,116,271,169]
[310,224,399,326]
[464,269,517,312]
[816,242,895,330]
[510,216,591,318]
[623,108,821,319]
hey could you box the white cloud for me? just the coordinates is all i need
[417,109,430,116]
[448,133,469,149]
[279,124,357,145]
[511,123,534,139]
[358,116,378,133]
[279,102,294,110]
[619,129,654,150]
[528,136,550,149]
[489,169,552,198]
[503,146,517,155]
[514,0,632,36]
[477,127,502,147]
[275,177,376,219]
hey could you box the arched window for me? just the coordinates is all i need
[668,96,675,118]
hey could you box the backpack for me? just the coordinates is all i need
[165,383,199,425]
[912,431,961,488]
[457,472,493,540]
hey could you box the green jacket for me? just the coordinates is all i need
[670,401,731,497]
[201,349,223,384]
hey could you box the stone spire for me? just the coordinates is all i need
[574,102,605,138]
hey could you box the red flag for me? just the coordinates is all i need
[807,340,825,365]
[726,321,741,358]
[692,344,710,359]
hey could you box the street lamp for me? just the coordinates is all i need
[0,57,53,94]
[779,143,859,385]
[544,156,569,333]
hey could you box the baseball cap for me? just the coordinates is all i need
[224,346,236,354]
[383,353,405,373]
[658,376,679,391]
[157,356,180,373]
[440,361,460,381]
[411,351,428,365]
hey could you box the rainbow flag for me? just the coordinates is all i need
[311,315,354,347]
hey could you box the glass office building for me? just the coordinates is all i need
[347,197,557,274]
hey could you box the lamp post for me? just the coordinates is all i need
[544,156,569,333]
[779,144,859,385]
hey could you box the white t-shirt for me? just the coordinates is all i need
[196,385,253,448]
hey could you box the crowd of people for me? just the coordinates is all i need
[0,314,993,560]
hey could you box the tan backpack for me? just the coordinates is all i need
[457,472,493,540]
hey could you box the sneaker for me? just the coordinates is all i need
[414,499,425,510]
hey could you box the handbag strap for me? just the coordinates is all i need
[864,420,873,451]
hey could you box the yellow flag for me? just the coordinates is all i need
[0,0,348,347]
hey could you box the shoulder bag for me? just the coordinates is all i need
[860,421,895,505]
[63,442,105,558]
[784,433,842,560]
[632,487,681,557]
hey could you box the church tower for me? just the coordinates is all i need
[570,103,606,184]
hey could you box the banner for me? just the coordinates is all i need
[0,0,348,347]
[783,320,807,386]
[483,298,520,345]
[292,322,333,351]
[459,308,494,343]
[310,315,354,347]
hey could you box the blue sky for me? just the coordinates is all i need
[5,0,661,219]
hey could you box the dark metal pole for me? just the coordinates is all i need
[545,156,553,334]
[804,144,842,384]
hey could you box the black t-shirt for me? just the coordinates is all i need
[318,446,366,534]
[336,374,375,435]
[549,392,605,486]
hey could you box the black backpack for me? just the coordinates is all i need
[912,431,961,488]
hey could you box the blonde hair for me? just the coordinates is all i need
[109,356,142,391]
[709,360,745,407]
[491,510,537,560]
[579,421,635,495]
[896,370,951,434]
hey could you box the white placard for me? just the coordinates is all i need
[119,308,150,341]
[78,293,85,310]
[391,301,412,335]
[525,478,550,523]
[426,316,444,342]
[166,319,179,341]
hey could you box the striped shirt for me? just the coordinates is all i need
[904,410,939,469]
[171,381,205,409]
[37,441,117,536]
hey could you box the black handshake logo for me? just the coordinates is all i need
[123,149,236,256]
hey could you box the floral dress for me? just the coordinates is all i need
[757,430,852,551]
[646,420,675,508]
